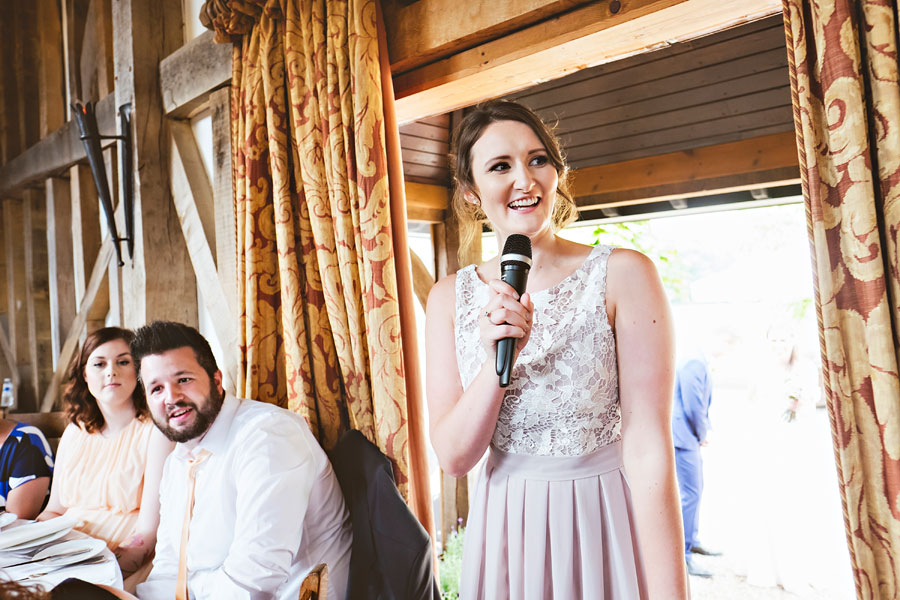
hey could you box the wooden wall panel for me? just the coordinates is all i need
[37,0,66,137]
[399,114,451,186]
[519,17,777,108]
[0,11,17,165]
[70,164,102,316]
[61,0,91,115]
[80,0,114,102]
[13,3,41,152]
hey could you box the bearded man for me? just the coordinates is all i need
[132,321,351,600]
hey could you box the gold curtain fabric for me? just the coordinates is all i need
[782,1,900,597]
[223,0,427,518]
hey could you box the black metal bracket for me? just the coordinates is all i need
[71,101,134,267]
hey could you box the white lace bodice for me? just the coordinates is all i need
[454,244,621,456]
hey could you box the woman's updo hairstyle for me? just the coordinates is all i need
[450,100,577,262]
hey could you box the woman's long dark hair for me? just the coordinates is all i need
[63,327,147,433]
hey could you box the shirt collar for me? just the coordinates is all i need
[172,392,240,460]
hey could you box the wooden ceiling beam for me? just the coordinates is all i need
[383,0,587,74]
[571,131,801,210]
[0,93,116,197]
[572,131,799,196]
[392,0,783,123]
[405,181,450,223]
[159,30,232,118]
[399,136,798,218]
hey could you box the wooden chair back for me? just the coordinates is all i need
[11,411,67,454]
[298,563,328,600]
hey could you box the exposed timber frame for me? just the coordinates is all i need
[390,0,784,123]
[0,0,792,542]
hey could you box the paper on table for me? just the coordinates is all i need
[0,512,17,529]
[0,515,79,551]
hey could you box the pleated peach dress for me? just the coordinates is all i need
[455,244,648,600]
[54,417,154,549]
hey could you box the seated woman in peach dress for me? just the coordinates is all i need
[38,327,173,590]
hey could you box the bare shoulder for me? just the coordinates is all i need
[606,248,667,322]
[607,248,660,291]
[426,272,458,318]
[608,247,658,275]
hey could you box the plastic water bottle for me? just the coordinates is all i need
[1,378,13,409]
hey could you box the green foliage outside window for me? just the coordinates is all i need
[439,526,465,600]
[592,220,690,302]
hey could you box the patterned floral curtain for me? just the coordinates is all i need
[782,1,900,597]
[202,0,433,530]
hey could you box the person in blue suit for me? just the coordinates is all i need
[672,356,718,577]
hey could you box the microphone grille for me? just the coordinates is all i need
[501,234,532,259]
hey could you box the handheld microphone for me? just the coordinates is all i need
[495,234,532,387]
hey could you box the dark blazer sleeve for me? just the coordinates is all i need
[331,430,440,600]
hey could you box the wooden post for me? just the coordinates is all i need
[168,122,239,391]
[0,326,18,391]
[46,177,77,370]
[37,0,69,376]
[4,198,35,409]
[113,0,198,328]
[435,214,473,545]
[36,0,66,138]
[0,6,21,165]
[3,200,20,364]
[70,164,106,333]
[209,87,238,320]
[433,109,478,545]
[24,190,53,410]
[169,120,216,251]
[13,3,40,151]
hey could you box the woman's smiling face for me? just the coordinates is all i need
[465,119,559,240]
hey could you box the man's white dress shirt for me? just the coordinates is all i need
[137,394,351,600]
